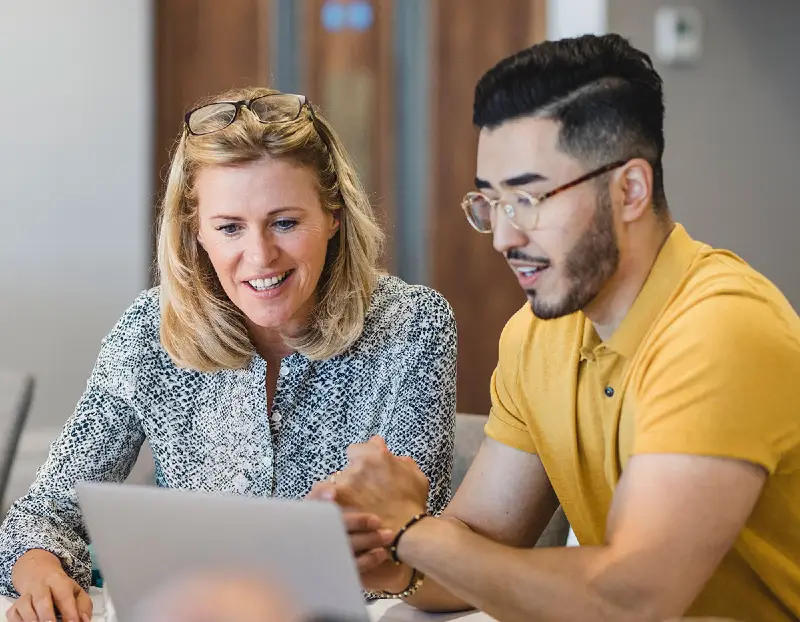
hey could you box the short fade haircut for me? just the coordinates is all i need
[474,34,668,212]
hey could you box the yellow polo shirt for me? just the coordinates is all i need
[485,223,800,621]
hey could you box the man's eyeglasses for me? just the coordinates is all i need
[461,160,627,233]
[184,93,314,136]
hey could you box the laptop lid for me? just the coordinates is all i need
[75,482,369,622]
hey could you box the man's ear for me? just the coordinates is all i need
[616,158,654,223]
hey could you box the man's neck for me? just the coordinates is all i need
[584,219,673,342]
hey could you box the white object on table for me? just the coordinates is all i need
[2,592,494,621]
[369,598,494,621]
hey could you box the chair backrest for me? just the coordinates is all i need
[452,412,487,494]
[0,371,35,505]
[450,412,570,548]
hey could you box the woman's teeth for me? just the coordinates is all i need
[248,272,289,291]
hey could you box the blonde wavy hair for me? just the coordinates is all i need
[157,86,384,371]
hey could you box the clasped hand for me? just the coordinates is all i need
[307,436,430,586]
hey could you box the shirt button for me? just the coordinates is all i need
[271,410,282,423]
[263,455,272,466]
[279,366,290,377]
[604,386,615,398]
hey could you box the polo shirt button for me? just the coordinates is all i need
[604,386,615,398]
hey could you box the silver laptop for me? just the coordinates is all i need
[75,482,370,622]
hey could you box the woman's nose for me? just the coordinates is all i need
[248,231,279,266]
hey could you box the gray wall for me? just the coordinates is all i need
[609,1,799,309]
[0,0,152,427]
[0,1,152,502]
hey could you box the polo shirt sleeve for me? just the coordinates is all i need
[630,293,799,473]
[484,309,538,454]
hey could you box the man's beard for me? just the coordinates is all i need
[528,189,620,320]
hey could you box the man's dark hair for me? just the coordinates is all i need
[474,34,668,212]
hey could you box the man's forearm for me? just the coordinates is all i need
[371,518,473,613]
[397,517,665,622]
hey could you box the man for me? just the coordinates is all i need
[310,34,800,621]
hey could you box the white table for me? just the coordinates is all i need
[2,589,494,621]
[368,598,492,621]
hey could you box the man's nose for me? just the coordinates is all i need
[492,209,530,256]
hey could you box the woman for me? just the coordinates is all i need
[0,88,456,622]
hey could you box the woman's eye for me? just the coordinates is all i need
[273,219,298,232]
[216,223,241,235]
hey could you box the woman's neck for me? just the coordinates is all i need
[248,325,297,364]
[248,290,318,363]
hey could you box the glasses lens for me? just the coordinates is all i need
[250,94,303,124]
[463,193,493,232]
[509,191,538,229]
[187,103,238,135]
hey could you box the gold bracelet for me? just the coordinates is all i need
[371,568,425,600]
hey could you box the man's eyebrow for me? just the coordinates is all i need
[474,172,549,190]
[502,172,549,187]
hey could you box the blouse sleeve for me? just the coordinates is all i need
[0,293,152,596]
[381,288,457,515]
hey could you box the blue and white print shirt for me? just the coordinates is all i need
[0,276,457,595]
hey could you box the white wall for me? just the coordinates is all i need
[0,1,152,501]
[608,0,800,309]
[547,0,607,40]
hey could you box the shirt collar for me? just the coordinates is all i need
[603,223,701,358]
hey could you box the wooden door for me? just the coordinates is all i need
[428,0,546,415]
[300,0,396,269]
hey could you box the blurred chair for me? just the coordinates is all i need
[0,371,35,506]
[452,412,570,548]
[126,441,156,487]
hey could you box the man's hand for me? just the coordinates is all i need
[324,436,430,535]
[307,437,430,589]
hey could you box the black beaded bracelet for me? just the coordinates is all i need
[388,513,429,565]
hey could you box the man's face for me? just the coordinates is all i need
[475,116,620,319]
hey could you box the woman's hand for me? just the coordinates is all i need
[8,549,92,622]
[339,512,395,573]
[331,511,411,592]
[306,479,395,575]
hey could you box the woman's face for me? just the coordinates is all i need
[196,158,339,340]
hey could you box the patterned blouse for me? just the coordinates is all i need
[0,275,457,596]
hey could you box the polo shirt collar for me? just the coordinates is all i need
[604,223,700,358]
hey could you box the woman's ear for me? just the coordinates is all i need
[328,209,341,239]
